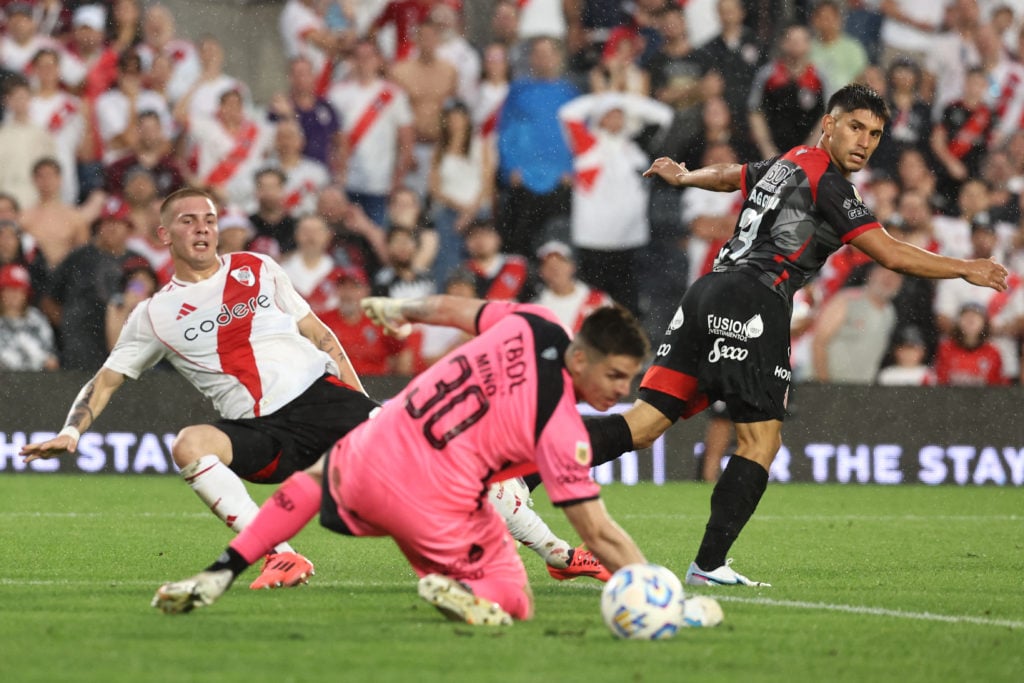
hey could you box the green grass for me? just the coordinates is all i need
[2,477,1022,683]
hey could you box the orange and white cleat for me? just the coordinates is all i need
[249,551,315,590]
[546,546,612,582]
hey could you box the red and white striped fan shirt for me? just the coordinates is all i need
[104,252,337,419]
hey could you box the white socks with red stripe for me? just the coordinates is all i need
[488,477,571,569]
[180,454,295,555]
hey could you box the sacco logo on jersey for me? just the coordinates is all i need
[708,337,747,363]
[707,314,763,341]
[183,295,271,340]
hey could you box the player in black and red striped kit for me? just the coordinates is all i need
[585,84,1010,587]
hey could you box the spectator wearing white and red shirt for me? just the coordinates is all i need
[281,214,337,315]
[178,36,251,125]
[187,88,273,212]
[65,4,120,102]
[2,2,86,86]
[557,91,673,315]
[280,0,339,85]
[327,39,414,226]
[266,119,330,219]
[135,4,200,104]
[532,240,613,333]
[369,0,435,61]
[29,48,83,205]
[473,43,509,146]
[94,50,173,165]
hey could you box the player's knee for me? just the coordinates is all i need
[171,426,228,468]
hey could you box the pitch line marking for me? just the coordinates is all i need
[1,578,1020,629]
[715,595,1024,630]
[2,511,1019,523]
[617,513,1021,522]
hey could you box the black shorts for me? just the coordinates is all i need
[639,270,792,423]
[214,375,380,483]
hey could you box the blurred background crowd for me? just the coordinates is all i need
[0,0,1021,389]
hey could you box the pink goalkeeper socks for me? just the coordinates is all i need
[229,472,322,564]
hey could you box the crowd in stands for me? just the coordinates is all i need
[0,0,1022,388]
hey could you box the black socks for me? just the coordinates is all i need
[694,454,769,570]
[205,546,250,579]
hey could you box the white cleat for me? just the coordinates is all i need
[417,574,513,626]
[152,569,234,614]
[685,559,771,587]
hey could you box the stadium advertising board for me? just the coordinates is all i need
[1,373,1021,486]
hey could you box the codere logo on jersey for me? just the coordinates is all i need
[183,295,272,340]
[707,314,763,341]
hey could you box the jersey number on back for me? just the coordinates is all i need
[405,354,490,449]
[721,207,763,262]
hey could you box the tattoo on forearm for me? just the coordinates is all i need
[66,382,96,430]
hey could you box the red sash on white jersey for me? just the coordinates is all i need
[480,106,500,138]
[217,253,265,414]
[988,273,1021,319]
[564,119,601,191]
[347,86,394,150]
[47,99,78,133]
[205,120,260,186]
[571,288,610,332]
[992,69,1020,123]
[283,178,317,212]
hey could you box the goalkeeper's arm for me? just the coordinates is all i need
[361,295,487,337]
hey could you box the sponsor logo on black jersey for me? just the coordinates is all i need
[755,162,798,194]
[707,314,764,341]
[708,337,748,363]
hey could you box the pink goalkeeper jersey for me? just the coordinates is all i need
[104,252,338,419]
[332,302,600,508]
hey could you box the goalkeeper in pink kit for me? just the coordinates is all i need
[154,295,651,624]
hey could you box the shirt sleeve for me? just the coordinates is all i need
[816,172,882,244]
[534,391,601,507]
[264,254,312,320]
[475,301,562,335]
[103,301,167,379]
[741,156,779,198]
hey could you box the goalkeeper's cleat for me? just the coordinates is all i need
[417,574,513,626]
[249,551,315,590]
[685,558,771,587]
[152,569,234,614]
[546,546,612,582]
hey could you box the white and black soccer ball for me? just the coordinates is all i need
[681,595,724,628]
[600,563,685,640]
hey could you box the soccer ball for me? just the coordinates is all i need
[681,595,724,628]
[600,563,685,640]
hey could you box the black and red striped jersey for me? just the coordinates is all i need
[713,145,882,302]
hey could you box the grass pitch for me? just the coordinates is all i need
[2,476,1021,683]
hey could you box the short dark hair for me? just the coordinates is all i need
[826,83,891,125]
[575,305,650,360]
[32,157,61,176]
[254,167,287,186]
[159,187,217,225]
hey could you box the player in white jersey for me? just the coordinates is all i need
[21,188,380,591]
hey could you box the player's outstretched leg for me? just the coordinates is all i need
[417,574,513,626]
[488,478,611,581]
[180,452,310,586]
[153,472,323,612]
